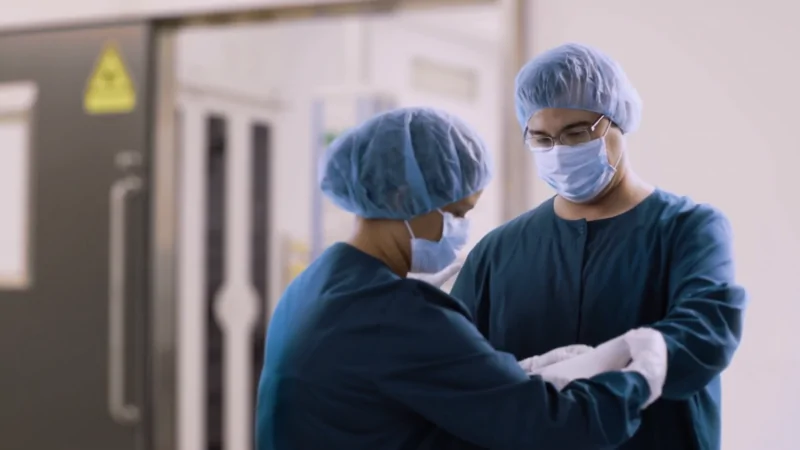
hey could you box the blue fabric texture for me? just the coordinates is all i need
[451,189,747,450]
[515,42,643,133]
[319,107,493,220]
[256,243,651,450]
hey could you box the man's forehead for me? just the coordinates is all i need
[526,108,599,133]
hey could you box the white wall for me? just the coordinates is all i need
[526,1,799,448]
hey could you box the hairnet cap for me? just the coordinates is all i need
[319,107,493,220]
[514,43,642,134]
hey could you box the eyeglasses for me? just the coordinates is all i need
[524,115,610,151]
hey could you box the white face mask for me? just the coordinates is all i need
[532,137,622,203]
[405,210,470,274]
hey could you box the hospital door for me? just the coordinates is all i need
[175,91,273,450]
[0,24,153,450]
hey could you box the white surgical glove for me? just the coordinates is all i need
[622,328,668,408]
[519,344,594,375]
[407,261,463,288]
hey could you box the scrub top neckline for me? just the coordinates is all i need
[331,242,404,279]
[550,188,662,228]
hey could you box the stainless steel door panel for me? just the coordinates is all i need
[0,23,153,450]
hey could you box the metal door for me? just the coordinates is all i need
[0,24,153,450]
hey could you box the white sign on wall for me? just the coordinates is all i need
[0,82,37,290]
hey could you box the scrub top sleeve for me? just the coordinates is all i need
[376,287,650,450]
[450,248,491,335]
[650,206,747,400]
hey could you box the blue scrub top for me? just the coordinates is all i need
[451,189,747,450]
[256,243,652,450]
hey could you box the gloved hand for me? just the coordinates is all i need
[622,328,668,408]
[407,261,463,288]
[519,344,594,375]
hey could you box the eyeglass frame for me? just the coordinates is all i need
[523,114,611,151]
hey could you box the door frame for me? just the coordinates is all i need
[149,24,180,450]
[172,85,279,450]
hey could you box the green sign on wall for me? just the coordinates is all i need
[324,131,340,146]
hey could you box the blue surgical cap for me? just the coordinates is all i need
[319,107,492,220]
[514,43,642,134]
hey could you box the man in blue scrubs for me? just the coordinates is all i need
[451,43,747,449]
[257,107,670,450]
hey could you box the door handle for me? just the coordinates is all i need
[108,175,143,426]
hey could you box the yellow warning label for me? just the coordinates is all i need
[83,43,137,115]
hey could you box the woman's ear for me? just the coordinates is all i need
[407,210,444,242]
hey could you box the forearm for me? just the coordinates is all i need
[649,286,745,399]
[494,372,649,449]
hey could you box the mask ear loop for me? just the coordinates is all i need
[406,209,447,243]
[610,146,625,171]
[404,221,416,239]
[601,118,625,172]
[435,209,449,242]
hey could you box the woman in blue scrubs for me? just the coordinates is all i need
[256,107,668,450]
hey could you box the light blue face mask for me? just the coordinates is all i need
[405,210,470,274]
[532,137,622,204]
